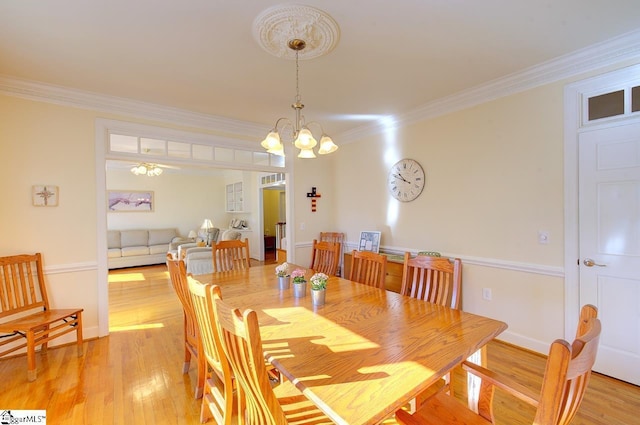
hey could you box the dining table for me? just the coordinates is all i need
[195,264,507,425]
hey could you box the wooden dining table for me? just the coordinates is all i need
[195,264,507,425]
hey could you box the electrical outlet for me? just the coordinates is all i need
[482,288,492,301]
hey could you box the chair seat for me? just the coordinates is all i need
[273,379,333,424]
[396,391,491,425]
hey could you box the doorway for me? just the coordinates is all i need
[262,186,286,264]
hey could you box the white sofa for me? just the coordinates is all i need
[108,228,179,269]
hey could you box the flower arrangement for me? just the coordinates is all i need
[291,268,306,284]
[310,272,329,290]
[275,262,290,277]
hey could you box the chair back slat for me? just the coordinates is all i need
[188,277,234,423]
[349,250,387,289]
[167,258,200,356]
[310,240,341,276]
[212,239,251,272]
[400,253,462,309]
[0,253,47,318]
[212,293,288,425]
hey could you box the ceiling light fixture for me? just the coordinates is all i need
[260,38,338,159]
[130,163,163,177]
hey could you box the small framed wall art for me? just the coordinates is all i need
[107,190,154,212]
[359,231,381,253]
[32,185,59,207]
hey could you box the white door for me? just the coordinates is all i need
[579,121,640,385]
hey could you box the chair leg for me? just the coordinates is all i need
[76,313,84,357]
[27,331,36,382]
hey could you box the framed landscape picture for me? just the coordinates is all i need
[359,231,381,253]
[108,190,154,212]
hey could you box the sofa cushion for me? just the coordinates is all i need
[107,230,121,249]
[107,248,122,258]
[148,229,177,246]
[121,230,149,248]
[121,246,149,257]
[149,244,168,255]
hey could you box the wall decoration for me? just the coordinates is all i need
[306,186,321,212]
[108,190,154,212]
[32,185,59,207]
[359,231,381,253]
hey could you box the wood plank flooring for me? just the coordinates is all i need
[0,264,638,424]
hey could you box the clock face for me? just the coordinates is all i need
[387,159,425,202]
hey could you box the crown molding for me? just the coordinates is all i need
[0,75,268,139]
[1,28,639,143]
[339,28,640,143]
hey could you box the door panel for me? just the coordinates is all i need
[579,122,640,385]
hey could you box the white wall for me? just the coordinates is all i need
[106,168,228,237]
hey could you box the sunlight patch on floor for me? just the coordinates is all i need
[108,272,146,282]
[109,323,165,332]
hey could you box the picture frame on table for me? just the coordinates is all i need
[107,190,154,212]
[359,231,381,253]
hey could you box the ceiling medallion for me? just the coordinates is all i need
[252,4,340,60]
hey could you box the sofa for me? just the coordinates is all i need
[183,229,243,275]
[108,228,180,269]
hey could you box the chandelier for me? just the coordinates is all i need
[130,163,163,177]
[260,39,338,159]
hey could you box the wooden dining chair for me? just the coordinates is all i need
[320,232,344,275]
[166,255,205,399]
[187,276,235,424]
[396,304,602,425]
[348,250,387,289]
[211,289,333,424]
[310,239,341,276]
[212,238,251,272]
[400,252,462,309]
[401,253,462,401]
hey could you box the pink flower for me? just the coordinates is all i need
[291,269,306,283]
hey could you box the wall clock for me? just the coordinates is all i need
[387,158,425,202]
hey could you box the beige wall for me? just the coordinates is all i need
[333,82,566,350]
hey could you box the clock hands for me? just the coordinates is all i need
[392,173,411,184]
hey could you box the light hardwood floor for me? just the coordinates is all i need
[0,264,638,424]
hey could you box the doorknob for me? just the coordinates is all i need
[583,258,606,267]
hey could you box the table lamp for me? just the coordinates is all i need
[201,219,214,246]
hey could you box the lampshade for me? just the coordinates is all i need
[293,127,317,150]
[298,148,316,159]
[201,219,213,230]
[318,135,338,154]
[188,230,197,239]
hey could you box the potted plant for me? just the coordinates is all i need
[275,262,290,289]
[310,272,328,305]
[291,268,307,297]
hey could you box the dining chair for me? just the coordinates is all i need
[348,250,387,289]
[212,238,251,272]
[401,253,462,401]
[211,289,333,424]
[400,252,462,308]
[187,276,235,424]
[320,232,345,275]
[395,304,602,425]
[166,255,205,399]
[310,239,341,276]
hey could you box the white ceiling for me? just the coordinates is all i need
[2,1,640,139]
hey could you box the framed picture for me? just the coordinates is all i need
[359,231,381,253]
[108,190,154,212]
[32,185,59,207]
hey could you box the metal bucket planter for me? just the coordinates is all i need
[293,282,307,297]
[311,289,326,306]
[278,276,291,289]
